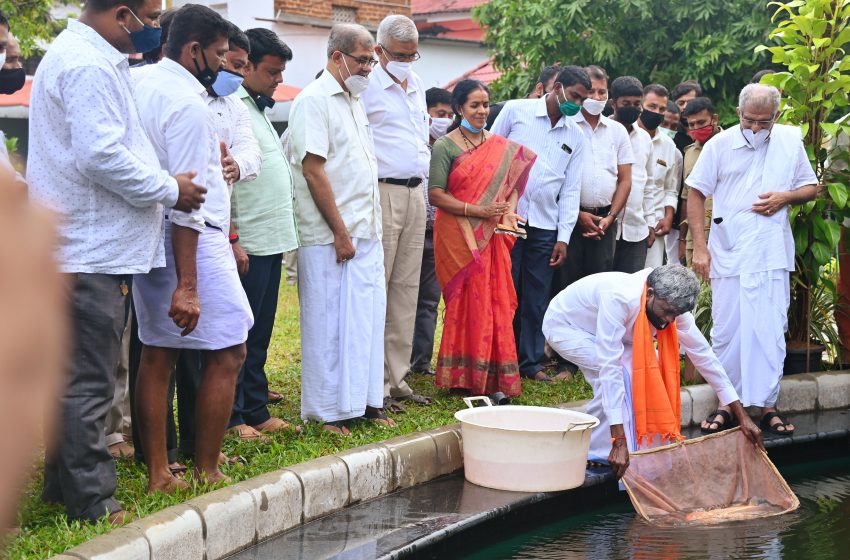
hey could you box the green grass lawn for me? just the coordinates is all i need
[5,283,592,560]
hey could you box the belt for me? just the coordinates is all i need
[379,177,422,188]
[580,205,612,217]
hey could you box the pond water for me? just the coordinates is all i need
[462,455,850,560]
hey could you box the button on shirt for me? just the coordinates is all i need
[490,96,586,243]
[289,70,381,246]
[571,112,634,208]
[647,131,682,226]
[27,19,178,274]
[361,65,430,179]
[207,91,262,185]
[617,125,656,242]
[133,58,230,232]
[543,269,739,425]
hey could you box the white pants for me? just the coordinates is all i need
[298,238,386,423]
[645,237,665,268]
[710,269,789,407]
[665,229,680,264]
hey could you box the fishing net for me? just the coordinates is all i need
[622,428,799,526]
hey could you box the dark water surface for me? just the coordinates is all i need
[462,455,850,560]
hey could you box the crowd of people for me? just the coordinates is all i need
[0,0,819,525]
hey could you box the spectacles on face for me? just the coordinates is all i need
[379,44,421,62]
[341,52,378,68]
[740,115,775,127]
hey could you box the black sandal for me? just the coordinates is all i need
[700,409,738,434]
[760,411,795,435]
[364,406,396,427]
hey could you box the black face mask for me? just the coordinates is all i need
[646,299,671,331]
[192,49,217,90]
[639,109,664,130]
[0,67,25,95]
[254,94,276,111]
[616,105,641,125]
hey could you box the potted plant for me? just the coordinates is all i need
[756,0,850,373]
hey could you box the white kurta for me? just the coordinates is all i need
[686,124,817,406]
[543,269,739,461]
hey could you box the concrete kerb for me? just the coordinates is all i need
[57,526,149,560]
[185,485,257,560]
[126,504,204,560]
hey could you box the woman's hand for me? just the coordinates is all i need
[503,212,526,232]
[476,200,510,218]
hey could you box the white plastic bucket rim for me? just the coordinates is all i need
[454,396,600,434]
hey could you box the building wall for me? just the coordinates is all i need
[416,40,488,89]
[275,0,411,26]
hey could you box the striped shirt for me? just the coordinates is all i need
[490,96,586,243]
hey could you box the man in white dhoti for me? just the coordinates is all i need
[289,23,392,435]
[132,5,253,493]
[687,84,818,436]
[543,265,761,478]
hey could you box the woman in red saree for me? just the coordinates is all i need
[428,80,536,397]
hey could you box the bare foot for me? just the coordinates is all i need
[108,440,135,459]
[147,475,189,495]
[192,468,231,486]
[228,423,269,442]
[322,422,352,436]
[551,371,573,382]
[106,510,135,526]
[253,417,302,434]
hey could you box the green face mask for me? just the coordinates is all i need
[557,90,581,117]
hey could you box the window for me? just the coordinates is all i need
[331,5,357,23]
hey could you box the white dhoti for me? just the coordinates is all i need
[645,238,665,268]
[134,221,253,350]
[664,228,680,264]
[710,268,789,407]
[298,238,386,423]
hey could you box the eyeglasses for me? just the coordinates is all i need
[740,116,775,127]
[379,44,421,62]
[341,52,378,68]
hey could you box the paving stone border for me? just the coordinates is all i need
[59,370,850,560]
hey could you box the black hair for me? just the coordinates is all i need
[671,80,702,101]
[0,8,8,31]
[426,87,451,109]
[141,8,176,64]
[751,69,775,84]
[537,64,560,86]
[486,102,505,130]
[315,69,324,79]
[643,83,669,99]
[610,75,643,99]
[163,4,230,60]
[554,65,591,91]
[585,65,608,82]
[682,96,715,118]
[245,28,293,65]
[666,100,679,114]
[448,79,490,132]
[84,0,147,12]
[226,21,250,55]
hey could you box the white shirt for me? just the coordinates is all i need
[647,130,683,226]
[616,125,656,242]
[490,96,586,243]
[134,58,230,232]
[686,124,817,278]
[544,269,740,425]
[289,70,381,246]
[571,112,635,208]
[206,94,262,185]
[26,19,178,274]
[361,65,430,179]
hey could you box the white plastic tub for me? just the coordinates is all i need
[454,397,600,492]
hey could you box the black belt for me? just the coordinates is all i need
[379,177,422,188]
[580,205,612,217]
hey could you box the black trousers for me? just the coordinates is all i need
[553,220,618,295]
[410,230,441,372]
[614,238,649,274]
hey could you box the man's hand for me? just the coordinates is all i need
[692,245,711,281]
[220,141,240,185]
[646,227,656,248]
[598,214,615,235]
[173,171,207,212]
[578,211,603,239]
[730,401,765,451]
[168,284,200,336]
[334,232,356,264]
[549,241,567,268]
[503,212,526,232]
[232,241,249,277]
[752,191,789,217]
[608,439,630,479]
[654,215,673,236]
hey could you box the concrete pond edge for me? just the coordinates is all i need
[57,370,850,560]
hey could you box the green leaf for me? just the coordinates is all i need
[812,241,832,265]
[828,182,849,208]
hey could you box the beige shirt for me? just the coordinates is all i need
[288,71,382,246]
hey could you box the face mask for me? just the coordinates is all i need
[616,105,641,125]
[582,97,607,116]
[429,117,452,139]
[556,90,581,117]
[210,68,244,98]
[386,60,411,82]
[639,110,664,130]
[254,94,275,111]
[741,126,771,150]
[0,67,25,95]
[121,9,162,54]
[660,127,676,139]
[192,49,217,90]
[341,55,369,97]
[688,124,714,145]
[460,111,484,134]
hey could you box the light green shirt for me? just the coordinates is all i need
[231,86,299,255]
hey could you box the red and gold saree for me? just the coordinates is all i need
[433,135,536,397]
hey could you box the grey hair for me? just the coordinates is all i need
[376,14,419,45]
[326,23,374,58]
[738,83,781,114]
[647,265,701,314]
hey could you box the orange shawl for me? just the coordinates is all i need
[631,283,683,447]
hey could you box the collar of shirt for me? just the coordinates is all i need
[67,19,127,68]
[536,94,568,128]
[158,57,206,97]
[374,64,420,94]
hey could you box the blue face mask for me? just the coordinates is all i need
[121,9,162,54]
[211,69,244,97]
[460,112,484,134]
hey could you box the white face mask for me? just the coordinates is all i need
[341,55,369,97]
[386,60,412,82]
[429,117,452,139]
[741,126,771,150]
[582,97,607,116]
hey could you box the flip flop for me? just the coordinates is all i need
[383,396,407,413]
[322,420,352,436]
[760,411,795,435]
[700,409,738,434]
[528,371,554,383]
[396,393,433,405]
[268,390,284,405]
[169,462,188,477]
[364,406,397,427]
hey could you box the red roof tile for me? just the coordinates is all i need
[443,59,500,91]
[273,83,301,102]
[417,19,485,42]
[412,0,489,16]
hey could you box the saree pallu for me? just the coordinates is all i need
[433,135,536,396]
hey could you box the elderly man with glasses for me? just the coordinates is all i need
[687,83,818,438]
[361,14,433,412]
